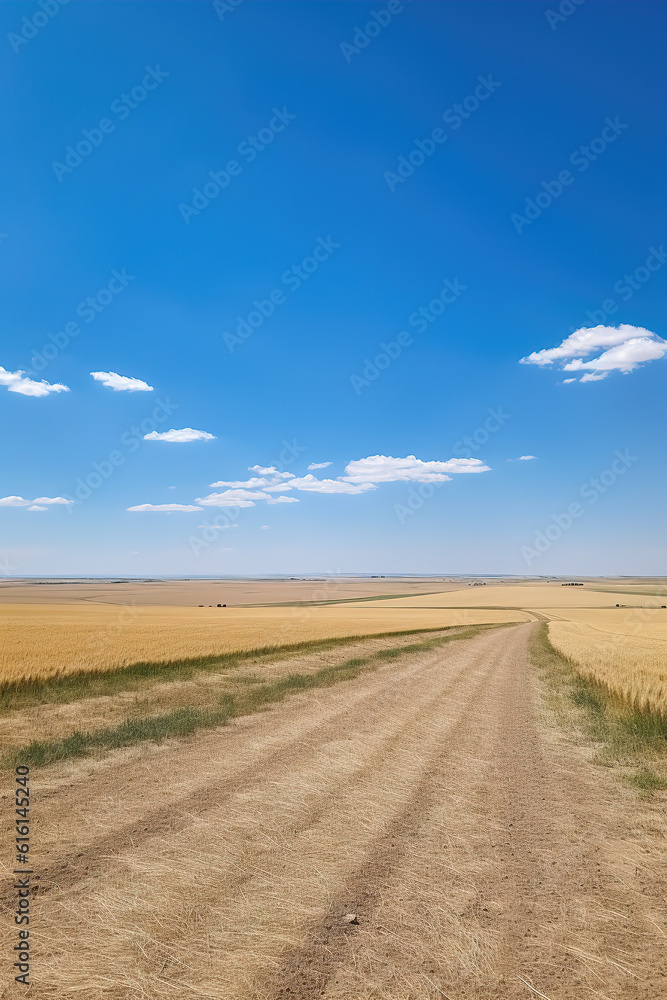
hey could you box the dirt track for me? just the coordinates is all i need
[2,623,666,998]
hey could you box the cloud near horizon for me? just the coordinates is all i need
[91,371,154,391]
[0,366,69,397]
[0,495,74,507]
[127,503,203,512]
[144,428,216,442]
[520,324,666,382]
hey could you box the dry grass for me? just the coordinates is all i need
[547,610,667,716]
[0,603,528,684]
[360,583,667,609]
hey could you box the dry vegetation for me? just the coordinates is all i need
[0,602,528,685]
[547,610,667,716]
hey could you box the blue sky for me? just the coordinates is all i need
[1,0,665,577]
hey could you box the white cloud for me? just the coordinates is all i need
[0,367,69,397]
[126,504,203,512]
[0,495,73,507]
[308,461,332,470]
[517,455,536,461]
[28,505,47,511]
[210,468,295,489]
[286,475,376,494]
[563,336,667,375]
[91,371,153,391]
[260,525,270,530]
[248,466,294,479]
[562,378,577,384]
[342,455,490,484]
[266,495,300,504]
[144,428,215,443]
[520,324,667,381]
[197,489,270,506]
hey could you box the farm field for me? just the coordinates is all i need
[1,621,667,999]
[546,609,667,715]
[0,580,665,998]
[0,600,530,685]
[0,577,467,607]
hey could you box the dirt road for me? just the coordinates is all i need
[2,623,666,998]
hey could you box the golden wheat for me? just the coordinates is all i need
[547,609,667,715]
[0,603,528,684]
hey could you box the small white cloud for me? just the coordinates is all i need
[342,455,490,484]
[126,503,203,512]
[562,378,577,384]
[517,455,536,461]
[266,495,300,504]
[0,367,69,397]
[521,324,666,381]
[286,475,376,494]
[168,486,176,489]
[197,489,270,506]
[91,371,153,392]
[308,461,332,470]
[144,428,215,443]
[209,476,278,489]
[27,505,47,511]
[564,336,666,376]
[248,466,294,479]
[260,525,270,530]
[0,495,73,507]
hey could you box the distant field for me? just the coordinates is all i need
[0,577,465,607]
[0,602,529,684]
[2,580,666,713]
[349,583,667,609]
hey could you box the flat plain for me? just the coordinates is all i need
[0,577,666,998]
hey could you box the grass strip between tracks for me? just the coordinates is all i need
[531,622,667,793]
[0,623,502,714]
[4,624,507,769]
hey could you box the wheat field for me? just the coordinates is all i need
[0,602,529,684]
[546,609,667,715]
